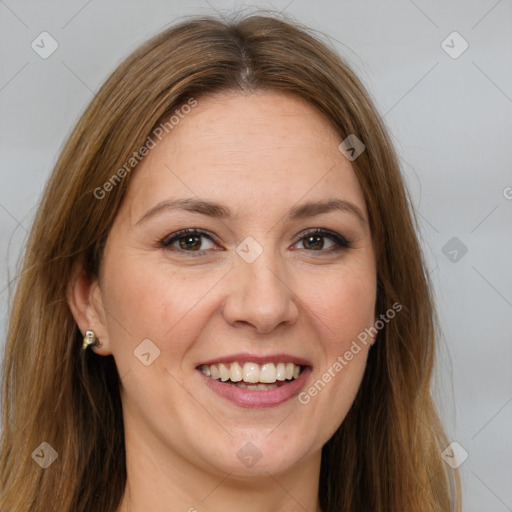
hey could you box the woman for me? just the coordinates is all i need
[0,12,462,512]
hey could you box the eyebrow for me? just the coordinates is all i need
[135,197,367,226]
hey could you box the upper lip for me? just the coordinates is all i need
[196,352,313,368]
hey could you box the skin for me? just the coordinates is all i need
[69,90,378,512]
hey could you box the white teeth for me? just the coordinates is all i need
[243,362,260,383]
[256,383,277,390]
[218,363,229,382]
[236,382,278,390]
[210,364,220,379]
[199,361,304,384]
[229,361,243,382]
[260,363,277,383]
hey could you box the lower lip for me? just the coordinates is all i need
[197,367,312,409]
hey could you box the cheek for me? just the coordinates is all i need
[101,254,225,352]
[304,267,377,346]
[295,266,376,416]
[295,318,373,441]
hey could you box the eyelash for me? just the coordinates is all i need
[159,228,352,257]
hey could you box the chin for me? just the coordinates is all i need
[202,434,313,478]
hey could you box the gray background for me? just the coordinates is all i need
[1,1,511,510]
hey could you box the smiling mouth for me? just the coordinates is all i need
[198,361,305,390]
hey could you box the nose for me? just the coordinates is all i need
[222,247,299,334]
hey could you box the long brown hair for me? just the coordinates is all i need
[0,11,462,512]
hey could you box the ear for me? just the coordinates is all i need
[67,259,112,355]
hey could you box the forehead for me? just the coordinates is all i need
[122,90,368,223]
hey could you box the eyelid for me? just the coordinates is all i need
[292,227,351,248]
[159,227,352,256]
[160,228,219,250]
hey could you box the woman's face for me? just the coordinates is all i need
[92,90,377,478]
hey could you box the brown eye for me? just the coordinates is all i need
[177,234,203,251]
[292,228,351,253]
[302,235,326,250]
[161,229,217,255]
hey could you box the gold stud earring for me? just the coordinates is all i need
[82,330,102,351]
